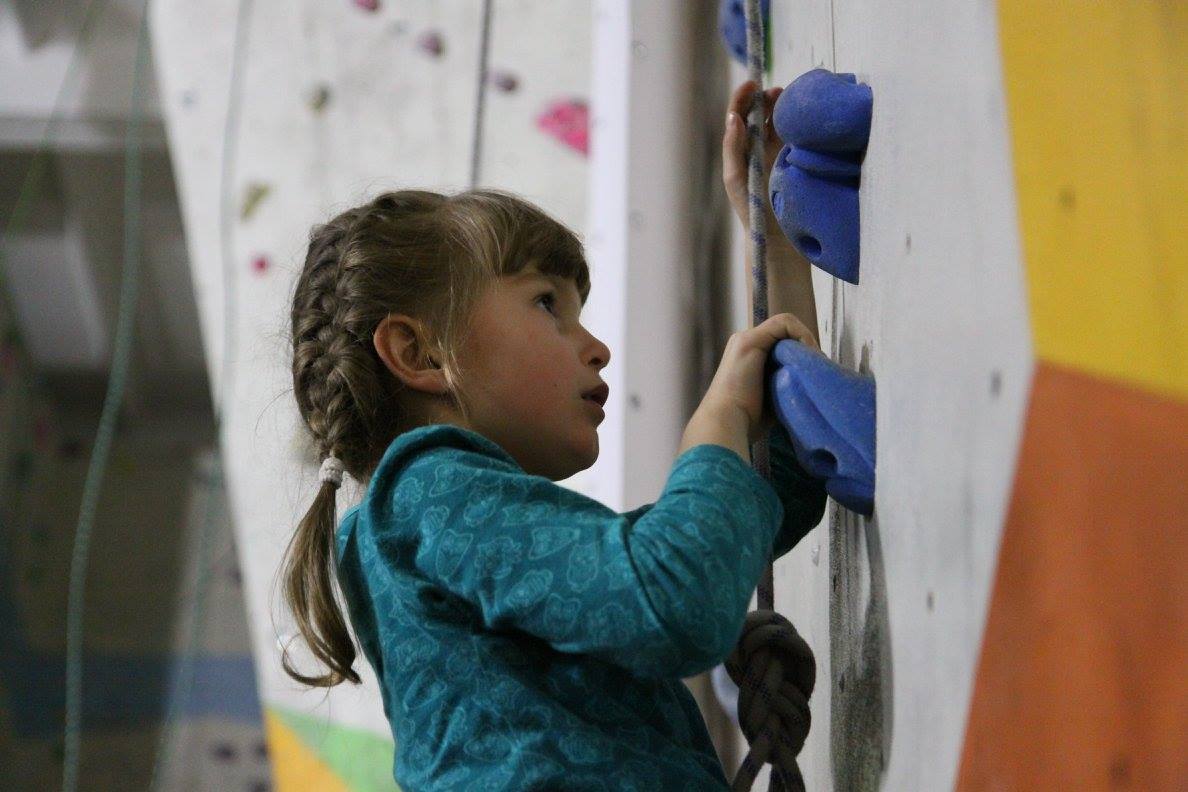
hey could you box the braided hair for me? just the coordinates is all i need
[281,188,589,686]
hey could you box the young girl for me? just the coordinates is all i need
[282,83,824,790]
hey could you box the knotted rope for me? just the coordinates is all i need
[723,1,816,789]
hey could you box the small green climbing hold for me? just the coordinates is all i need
[241,183,272,222]
[309,84,331,113]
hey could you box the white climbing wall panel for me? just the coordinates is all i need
[743,2,1035,789]
[150,0,593,775]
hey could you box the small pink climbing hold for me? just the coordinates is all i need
[251,254,270,274]
[417,30,444,58]
[352,0,380,12]
[536,99,589,157]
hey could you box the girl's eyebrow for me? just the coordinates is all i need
[523,272,583,312]
[522,271,564,287]
[523,271,572,295]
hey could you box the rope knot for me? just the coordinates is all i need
[725,609,816,791]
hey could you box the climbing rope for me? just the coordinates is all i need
[61,3,149,790]
[45,0,248,788]
[469,0,494,188]
[723,1,816,790]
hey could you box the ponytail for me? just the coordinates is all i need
[279,477,360,686]
[282,188,591,687]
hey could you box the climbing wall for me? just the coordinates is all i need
[958,4,1187,789]
[149,1,592,788]
[751,2,1187,790]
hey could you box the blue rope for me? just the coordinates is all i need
[743,0,774,613]
[725,6,815,792]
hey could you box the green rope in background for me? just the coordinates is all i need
[41,0,249,788]
[61,3,150,788]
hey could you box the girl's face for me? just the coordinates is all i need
[452,268,611,480]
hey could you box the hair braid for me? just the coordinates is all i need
[280,188,590,687]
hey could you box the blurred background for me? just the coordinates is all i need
[0,1,742,789]
[1,1,1184,791]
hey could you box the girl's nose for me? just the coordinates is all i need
[584,331,611,369]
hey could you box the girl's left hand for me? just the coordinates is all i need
[722,80,784,228]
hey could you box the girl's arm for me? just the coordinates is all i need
[723,81,828,556]
[724,80,822,347]
[385,441,786,680]
[744,235,820,349]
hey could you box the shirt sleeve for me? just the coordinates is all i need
[766,424,829,559]
[626,428,826,561]
[395,442,784,680]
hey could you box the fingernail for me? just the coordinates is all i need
[726,111,736,128]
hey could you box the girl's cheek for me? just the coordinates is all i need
[525,359,567,405]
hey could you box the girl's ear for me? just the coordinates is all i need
[372,313,449,395]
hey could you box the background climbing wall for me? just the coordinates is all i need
[3,1,738,787]
[149,1,596,787]
[749,1,1186,790]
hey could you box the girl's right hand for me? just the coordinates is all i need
[702,313,821,445]
[723,80,784,229]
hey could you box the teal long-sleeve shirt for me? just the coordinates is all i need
[335,422,826,791]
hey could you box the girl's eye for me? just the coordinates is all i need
[536,292,558,316]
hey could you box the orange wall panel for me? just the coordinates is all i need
[958,362,1188,790]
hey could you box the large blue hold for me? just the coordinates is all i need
[767,339,875,516]
[772,70,872,152]
[768,69,873,284]
[718,0,770,66]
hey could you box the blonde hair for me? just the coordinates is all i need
[282,189,590,686]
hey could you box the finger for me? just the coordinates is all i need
[728,80,758,119]
[765,88,781,127]
[754,313,818,350]
[764,87,778,115]
[775,313,818,350]
[722,112,746,173]
[783,314,822,351]
[741,84,769,126]
[749,314,794,348]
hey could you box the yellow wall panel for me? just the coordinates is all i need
[999,2,1187,400]
[264,709,351,792]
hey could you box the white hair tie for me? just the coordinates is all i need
[319,456,345,489]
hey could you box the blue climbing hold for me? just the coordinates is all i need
[781,145,862,181]
[772,69,872,152]
[768,339,875,516]
[718,0,771,66]
[768,69,873,284]
[770,165,858,271]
